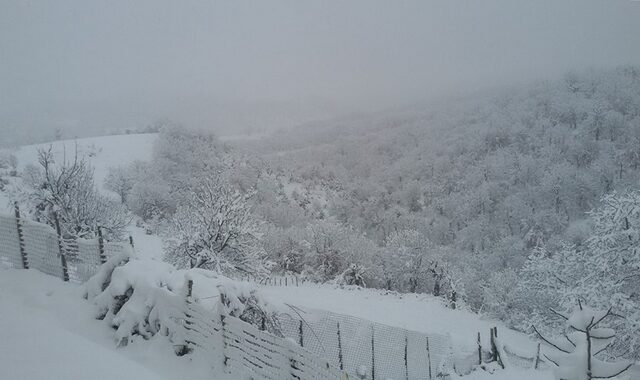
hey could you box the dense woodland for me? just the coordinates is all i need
[6,67,640,360]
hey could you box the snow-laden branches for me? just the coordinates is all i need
[20,145,130,239]
[534,303,632,380]
[164,174,271,277]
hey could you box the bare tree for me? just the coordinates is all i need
[23,145,129,239]
[105,165,134,204]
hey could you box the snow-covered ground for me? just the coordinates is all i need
[261,284,533,352]
[0,266,552,380]
[0,267,221,380]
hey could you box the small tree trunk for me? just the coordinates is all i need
[54,211,69,282]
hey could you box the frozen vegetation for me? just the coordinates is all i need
[1,67,640,379]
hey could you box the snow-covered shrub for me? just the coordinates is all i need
[534,302,633,380]
[334,263,367,287]
[125,161,175,222]
[85,257,282,348]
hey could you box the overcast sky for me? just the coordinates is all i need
[1,0,640,138]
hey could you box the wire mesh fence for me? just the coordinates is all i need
[0,211,133,283]
[276,306,452,380]
[183,289,357,380]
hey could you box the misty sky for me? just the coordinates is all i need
[1,0,640,137]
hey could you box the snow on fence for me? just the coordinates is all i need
[184,295,352,380]
[0,208,132,283]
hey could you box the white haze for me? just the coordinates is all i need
[1,0,640,139]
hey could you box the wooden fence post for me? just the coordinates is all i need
[534,343,541,370]
[97,227,107,264]
[426,337,432,380]
[298,320,304,347]
[490,327,505,369]
[337,322,344,371]
[178,279,194,356]
[14,202,28,269]
[404,334,409,380]
[53,211,69,282]
[477,332,483,365]
[371,325,376,380]
[220,314,229,370]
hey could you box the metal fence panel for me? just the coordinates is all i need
[277,306,451,380]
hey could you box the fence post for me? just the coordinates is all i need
[337,322,344,371]
[97,227,107,264]
[53,211,69,282]
[14,202,28,269]
[128,235,135,250]
[371,325,376,380]
[477,332,482,365]
[534,343,541,369]
[490,327,505,369]
[178,279,194,356]
[404,334,409,380]
[219,293,230,372]
[298,320,304,347]
[426,337,432,380]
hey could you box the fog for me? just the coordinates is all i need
[1,0,640,139]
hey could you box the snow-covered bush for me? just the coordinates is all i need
[164,175,271,276]
[534,302,632,380]
[334,263,367,287]
[85,256,283,348]
[125,161,175,222]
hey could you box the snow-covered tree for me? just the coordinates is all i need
[517,190,640,359]
[21,146,129,239]
[164,175,270,276]
[104,165,135,204]
[534,302,632,380]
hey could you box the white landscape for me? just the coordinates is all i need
[2,2,640,380]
